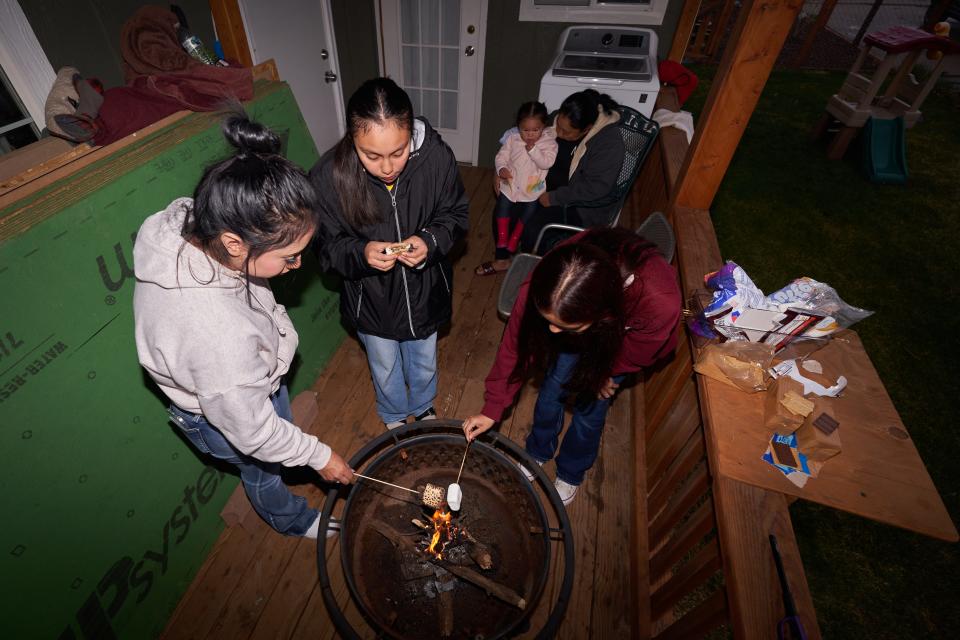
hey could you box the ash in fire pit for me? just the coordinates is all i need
[340,437,550,640]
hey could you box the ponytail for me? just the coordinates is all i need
[222,112,281,156]
[593,90,619,114]
[185,108,317,277]
[333,77,414,229]
[558,89,620,130]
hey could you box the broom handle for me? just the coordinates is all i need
[352,472,420,495]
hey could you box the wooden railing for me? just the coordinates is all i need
[637,330,728,639]
[624,88,821,639]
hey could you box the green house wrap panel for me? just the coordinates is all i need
[0,83,344,639]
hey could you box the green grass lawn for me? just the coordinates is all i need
[684,65,960,638]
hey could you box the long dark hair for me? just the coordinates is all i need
[333,77,414,228]
[184,111,317,282]
[511,227,658,395]
[558,89,619,130]
[516,101,549,127]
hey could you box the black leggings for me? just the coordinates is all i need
[491,194,540,260]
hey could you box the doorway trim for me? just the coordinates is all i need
[236,0,346,139]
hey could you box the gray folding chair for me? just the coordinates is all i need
[637,211,675,264]
[496,252,541,318]
[496,213,676,319]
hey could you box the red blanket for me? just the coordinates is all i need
[120,5,252,111]
[92,86,183,146]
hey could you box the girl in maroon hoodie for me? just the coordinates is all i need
[462,227,681,505]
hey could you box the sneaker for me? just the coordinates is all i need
[385,420,406,430]
[518,459,543,482]
[554,478,579,506]
[304,515,339,539]
[414,407,437,421]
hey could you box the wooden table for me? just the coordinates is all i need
[698,330,958,542]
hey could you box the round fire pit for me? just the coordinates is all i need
[317,420,575,640]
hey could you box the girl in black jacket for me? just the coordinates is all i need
[310,78,469,429]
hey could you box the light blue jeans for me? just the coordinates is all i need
[167,385,318,536]
[357,331,438,423]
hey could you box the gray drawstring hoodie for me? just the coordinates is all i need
[133,198,331,471]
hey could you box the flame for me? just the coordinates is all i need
[425,509,455,559]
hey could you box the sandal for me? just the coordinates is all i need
[474,261,503,276]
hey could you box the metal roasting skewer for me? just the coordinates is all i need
[353,473,447,509]
[352,472,420,495]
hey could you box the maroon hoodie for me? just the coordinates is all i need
[480,232,682,421]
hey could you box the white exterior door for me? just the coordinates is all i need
[379,0,488,165]
[239,0,345,155]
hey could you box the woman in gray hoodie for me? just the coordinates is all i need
[134,114,353,539]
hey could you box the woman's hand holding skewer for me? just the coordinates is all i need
[462,414,495,442]
[598,377,619,399]
[318,452,355,484]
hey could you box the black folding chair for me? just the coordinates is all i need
[538,105,660,249]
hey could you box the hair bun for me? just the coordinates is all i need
[222,112,281,155]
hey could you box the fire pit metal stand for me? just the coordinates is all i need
[316,420,575,639]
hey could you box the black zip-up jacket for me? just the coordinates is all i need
[310,119,469,340]
[548,120,624,227]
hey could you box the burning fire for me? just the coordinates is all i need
[425,509,457,559]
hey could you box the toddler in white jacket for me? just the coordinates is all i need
[475,101,558,275]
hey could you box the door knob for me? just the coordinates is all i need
[464,45,475,57]
[324,70,338,83]
[320,49,329,60]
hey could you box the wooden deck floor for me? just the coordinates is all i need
[160,166,637,640]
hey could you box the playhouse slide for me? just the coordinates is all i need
[862,116,909,185]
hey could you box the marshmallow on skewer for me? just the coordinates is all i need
[421,483,446,509]
[446,483,463,511]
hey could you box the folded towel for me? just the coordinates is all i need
[652,109,695,144]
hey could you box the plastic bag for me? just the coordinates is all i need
[766,277,874,333]
[693,341,775,393]
[688,263,873,351]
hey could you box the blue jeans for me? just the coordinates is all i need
[525,352,625,486]
[357,331,438,423]
[167,385,318,536]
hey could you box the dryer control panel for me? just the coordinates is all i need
[559,26,653,56]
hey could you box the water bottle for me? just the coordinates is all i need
[171,4,220,65]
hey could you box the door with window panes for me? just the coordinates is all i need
[380,0,487,165]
